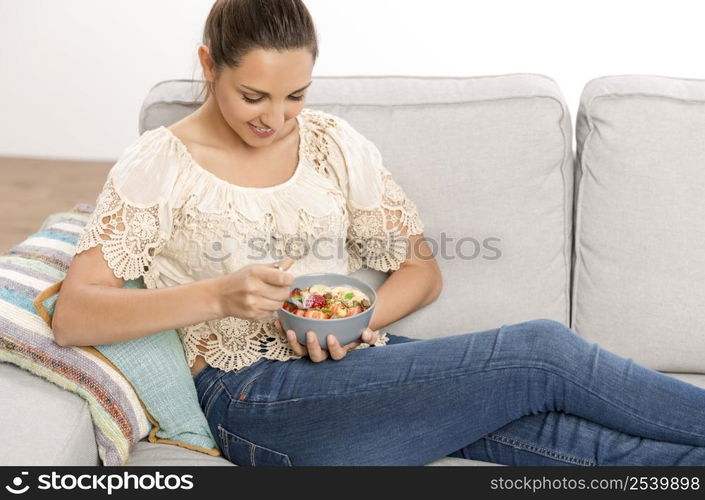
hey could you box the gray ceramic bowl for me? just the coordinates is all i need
[277,273,377,350]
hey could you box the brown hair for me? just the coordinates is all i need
[196,0,318,102]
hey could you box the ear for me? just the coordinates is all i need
[198,44,216,83]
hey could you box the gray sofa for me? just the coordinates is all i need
[3,73,705,466]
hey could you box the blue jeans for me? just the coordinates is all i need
[193,318,705,466]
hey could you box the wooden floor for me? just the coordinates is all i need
[0,156,113,253]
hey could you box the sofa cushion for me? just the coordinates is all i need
[142,75,574,338]
[573,75,705,372]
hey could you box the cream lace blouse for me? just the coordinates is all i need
[75,108,425,372]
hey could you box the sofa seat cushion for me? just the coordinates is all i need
[124,438,501,466]
[125,439,234,466]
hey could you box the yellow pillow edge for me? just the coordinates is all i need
[34,279,63,329]
[34,279,221,458]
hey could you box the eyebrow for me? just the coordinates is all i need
[240,81,313,96]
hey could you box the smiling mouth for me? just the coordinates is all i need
[249,122,274,132]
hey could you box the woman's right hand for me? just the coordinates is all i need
[215,258,296,320]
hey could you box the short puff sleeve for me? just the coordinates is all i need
[75,129,180,282]
[324,115,425,273]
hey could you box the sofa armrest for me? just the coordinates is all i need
[0,362,99,465]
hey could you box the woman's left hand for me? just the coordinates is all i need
[274,319,379,362]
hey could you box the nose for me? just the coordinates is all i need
[260,102,289,130]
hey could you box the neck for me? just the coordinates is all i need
[195,97,253,153]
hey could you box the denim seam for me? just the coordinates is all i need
[485,432,596,466]
[203,382,226,418]
[197,371,227,407]
[225,363,705,444]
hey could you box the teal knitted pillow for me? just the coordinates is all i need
[31,205,220,459]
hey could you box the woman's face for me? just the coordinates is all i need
[199,46,314,148]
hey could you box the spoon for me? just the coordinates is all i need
[286,295,308,309]
[286,292,314,310]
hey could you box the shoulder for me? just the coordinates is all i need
[111,126,187,177]
[300,107,356,135]
[105,126,187,203]
[299,108,373,157]
[112,127,173,172]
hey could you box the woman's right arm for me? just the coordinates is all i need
[52,245,223,347]
[52,243,296,347]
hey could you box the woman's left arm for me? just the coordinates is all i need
[368,232,443,332]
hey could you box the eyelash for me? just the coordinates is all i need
[242,95,305,104]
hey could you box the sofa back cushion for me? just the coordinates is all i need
[141,75,574,338]
[573,75,705,372]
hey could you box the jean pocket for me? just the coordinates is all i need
[217,424,292,466]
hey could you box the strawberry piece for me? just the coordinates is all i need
[309,294,327,309]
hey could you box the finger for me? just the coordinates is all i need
[277,257,296,271]
[253,296,289,316]
[326,334,347,360]
[256,281,292,302]
[258,263,296,287]
[342,339,362,350]
[285,329,307,356]
[343,327,375,349]
[306,330,328,362]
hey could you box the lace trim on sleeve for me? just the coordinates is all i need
[346,170,425,273]
[75,177,170,281]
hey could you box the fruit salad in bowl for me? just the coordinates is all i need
[277,273,376,349]
[282,284,372,319]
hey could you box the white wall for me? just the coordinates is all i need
[0,0,703,161]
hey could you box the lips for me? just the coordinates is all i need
[248,122,276,137]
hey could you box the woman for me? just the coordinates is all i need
[54,0,705,466]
